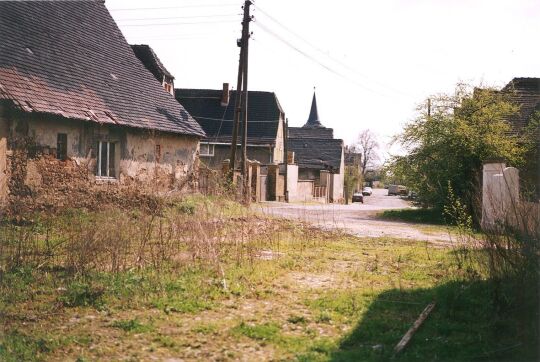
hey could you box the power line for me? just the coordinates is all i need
[120,19,239,27]
[115,14,241,22]
[109,4,239,12]
[254,21,383,95]
[255,5,412,98]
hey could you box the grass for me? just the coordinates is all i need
[378,208,447,225]
[0,199,537,361]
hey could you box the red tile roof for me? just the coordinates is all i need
[0,0,205,137]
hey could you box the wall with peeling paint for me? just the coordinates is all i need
[0,103,8,204]
[5,107,200,191]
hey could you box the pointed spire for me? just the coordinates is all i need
[303,89,323,128]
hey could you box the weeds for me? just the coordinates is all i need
[111,319,153,333]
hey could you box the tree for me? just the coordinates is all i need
[354,129,380,178]
[388,84,530,219]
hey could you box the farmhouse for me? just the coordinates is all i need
[0,0,205,207]
[176,85,286,169]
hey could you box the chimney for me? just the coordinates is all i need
[221,82,230,106]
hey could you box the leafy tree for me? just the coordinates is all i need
[388,84,528,219]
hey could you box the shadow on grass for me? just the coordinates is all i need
[377,208,447,225]
[329,278,538,362]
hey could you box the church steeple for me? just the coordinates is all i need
[303,90,323,128]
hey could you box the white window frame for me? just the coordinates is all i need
[96,141,116,179]
[200,143,215,157]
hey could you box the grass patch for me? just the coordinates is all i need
[378,208,446,225]
[110,319,153,333]
[232,321,281,342]
[1,198,537,361]
[58,280,105,308]
[0,330,58,362]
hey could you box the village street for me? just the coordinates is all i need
[257,188,454,244]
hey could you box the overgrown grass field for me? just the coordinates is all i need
[0,197,537,361]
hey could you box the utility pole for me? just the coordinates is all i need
[229,1,253,204]
[283,118,289,202]
[427,98,431,118]
[239,0,252,203]
[228,45,244,178]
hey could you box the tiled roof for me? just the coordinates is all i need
[0,0,204,137]
[502,78,540,133]
[131,44,174,82]
[288,126,334,139]
[175,88,283,144]
[288,138,343,172]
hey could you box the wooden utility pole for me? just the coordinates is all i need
[239,0,252,203]
[228,46,244,177]
[283,118,289,202]
[229,1,253,203]
[427,98,431,118]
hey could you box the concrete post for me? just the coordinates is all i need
[250,161,261,202]
[267,164,279,201]
[482,161,520,231]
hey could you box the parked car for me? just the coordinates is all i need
[362,187,373,196]
[388,185,408,196]
[387,185,399,196]
[352,192,364,203]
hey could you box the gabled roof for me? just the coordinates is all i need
[502,77,540,133]
[175,88,284,144]
[288,138,343,172]
[131,44,175,82]
[304,91,323,128]
[0,0,204,137]
[288,126,334,139]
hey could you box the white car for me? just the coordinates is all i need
[362,187,373,196]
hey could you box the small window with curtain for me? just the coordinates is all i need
[57,133,67,161]
[96,141,116,178]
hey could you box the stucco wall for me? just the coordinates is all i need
[0,103,8,204]
[286,164,298,201]
[273,119,285,164]
[296,180,314,202]
[7,109,199,191]
[331,148,345,203]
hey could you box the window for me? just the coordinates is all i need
[96,141,116,178]
[57,133,67,161]
[200,143,214,157]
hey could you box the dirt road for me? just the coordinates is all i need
[256,188,454,244]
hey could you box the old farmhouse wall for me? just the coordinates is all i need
[0,104,199,206]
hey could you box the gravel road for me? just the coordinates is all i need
[255,188,454,244]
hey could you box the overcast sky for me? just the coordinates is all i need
[106,0,539,160]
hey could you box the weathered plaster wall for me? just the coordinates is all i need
[6,109,199,191]
[331,148,345,203]
[286,164,298,201]
[273,119,285,164]
[296,180,314,202]
[0,103,8,204]
[121,131,198,187]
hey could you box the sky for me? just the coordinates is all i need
[106,0,540,161]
